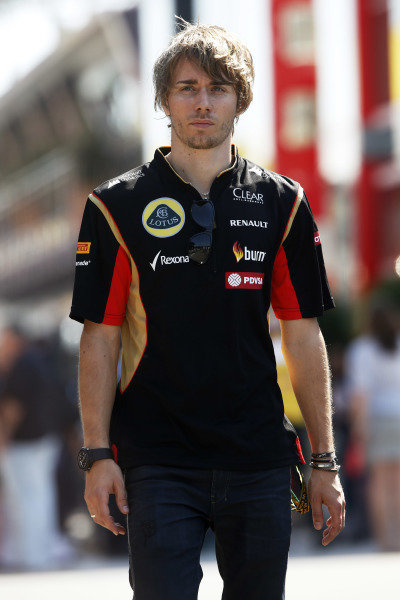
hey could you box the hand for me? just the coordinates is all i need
[84,459,129,535]
[308,469,345,546]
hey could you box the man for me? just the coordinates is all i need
[70,20,345,600]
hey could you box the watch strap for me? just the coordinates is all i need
[77,446,114,471]
[89,447,114,464]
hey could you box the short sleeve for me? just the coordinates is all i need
[69,197,131,325]
[271,190,335,320]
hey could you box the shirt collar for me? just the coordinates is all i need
[152,144,240,190]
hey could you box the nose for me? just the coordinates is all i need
[194,87,211,112]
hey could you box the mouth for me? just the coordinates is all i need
[190,121,214,128]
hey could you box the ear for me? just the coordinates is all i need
[235,99,244,117]
[162,98,170,117]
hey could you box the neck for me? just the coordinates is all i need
[165,135,233,196]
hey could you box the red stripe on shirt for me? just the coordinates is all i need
[270,245,302,319]
[111,443,118,464]
[118,262,148,396]
[102,245,131,325]
[295,436,306,464]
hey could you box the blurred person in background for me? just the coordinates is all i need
[70,19,345,600]
[0,324,68,570]
[346,300,400,551]
[330,341,369,543]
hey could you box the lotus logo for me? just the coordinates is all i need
[233,241,244,262]
[156,207,169,219]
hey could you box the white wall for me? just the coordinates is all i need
[314,0,361,184]
[138,0,175,161]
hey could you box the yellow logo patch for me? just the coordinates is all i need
[77,242,91,254]
[142,198,185,238]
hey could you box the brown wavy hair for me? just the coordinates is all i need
[153,18,254,116]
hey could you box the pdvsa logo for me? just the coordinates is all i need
[142,198,185,238]
[233,241,266,263]
[225,272,264,289]
[314,231,321,246]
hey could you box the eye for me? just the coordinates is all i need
[181,85,195,91]
[212,86,225,92]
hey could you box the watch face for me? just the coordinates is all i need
[77,448,91,470]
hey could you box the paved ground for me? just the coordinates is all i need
[1,545,398,600]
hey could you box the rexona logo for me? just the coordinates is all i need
[77,242,91,254]
[142,198,185,238]
[233,241,266,263]
[150,250,189,271]
[76,260,91,266]
[314,231,321,246]
[225,272,264,289]
[230,219,268,229]
[233,188,264,204]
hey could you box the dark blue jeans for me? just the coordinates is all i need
[123,464,292,600]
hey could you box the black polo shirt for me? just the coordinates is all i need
[70,145,334,471]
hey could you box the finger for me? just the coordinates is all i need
[90,512,125,535]
[96,493,113,527]
[103,514,126,536]
[311,497,324,530]
[322,514,342,545]
[114,522,127,534]
[85,494,101,524]
[326,502,341,529]
[320,501,340,543]
[322,524,341,545]
[85,493,102,519]
[114,480,129,515]
[335,502,345,531]
[98,493,127,535]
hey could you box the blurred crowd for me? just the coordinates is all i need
[0,291,399,572]
[0,323,127,571]
[283,293,400,552]
[332,298,400,551]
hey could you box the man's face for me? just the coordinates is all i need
[163,57,240,150]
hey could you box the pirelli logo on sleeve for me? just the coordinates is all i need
[77,242,91,254]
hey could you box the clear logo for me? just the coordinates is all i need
[233,187,264,204]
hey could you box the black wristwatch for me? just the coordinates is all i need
[77,447,114,471]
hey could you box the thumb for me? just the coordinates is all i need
[114,480,129,514]
[312,499,323,530]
